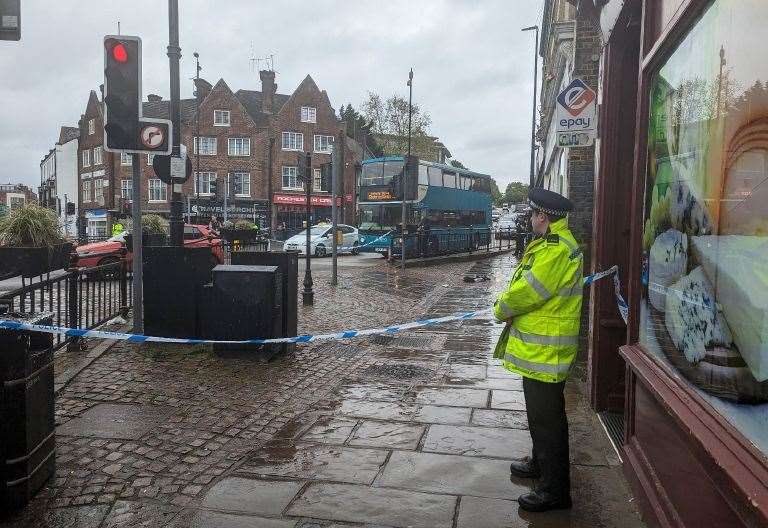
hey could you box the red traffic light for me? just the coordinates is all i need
[112,43,128,63]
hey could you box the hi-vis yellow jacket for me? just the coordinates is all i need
[493,217,584,383]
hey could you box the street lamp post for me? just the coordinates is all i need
[194,52,201,222]
[299,152,314,305]
[167,0,183,246]
[401,68,413,270]
[522,25,539,189]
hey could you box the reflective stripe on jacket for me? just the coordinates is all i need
[492,217,583,383]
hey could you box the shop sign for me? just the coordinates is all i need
[273,194,349,207]
[191,200,269,221]
[556,78,597,147]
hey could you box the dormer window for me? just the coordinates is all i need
[301,106,317,123]
[214,110,231,126]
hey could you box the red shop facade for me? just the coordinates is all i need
[273,193,354,236]
[586,1,768,526]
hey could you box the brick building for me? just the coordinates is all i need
[75,70,361,238]
[537,0,601,358]
[0,183,37,216]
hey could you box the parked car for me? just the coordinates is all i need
[282,224,359,256]
[72,224,224,269]
[495,216,517,239]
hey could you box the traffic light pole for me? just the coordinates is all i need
[131,154,144,333]
[167,0,183,246]
[331,139,340,286]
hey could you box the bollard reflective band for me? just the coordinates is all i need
[0,267,627,345]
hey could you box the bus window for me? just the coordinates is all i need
[442,171,457,188]
[418,164,429,185]
[428,166,443,186]
[361,162,385,186]
[459,176,471,190]
[382,160,405,183]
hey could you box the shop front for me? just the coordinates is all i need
[273,193,353,238]
[189,199,269,228]
[589,1,768,526]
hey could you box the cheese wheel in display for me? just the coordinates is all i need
[648,228,688,311]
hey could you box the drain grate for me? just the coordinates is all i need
[369,335,436,349]
[363,363,435,381]
[597,411,624,461]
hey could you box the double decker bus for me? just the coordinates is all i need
[357,156,493,257]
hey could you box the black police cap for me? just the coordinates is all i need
[528,188,574,216]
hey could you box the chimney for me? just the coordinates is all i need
[147,94,163,102]
[260,70,276,114]
[194,78,212,100]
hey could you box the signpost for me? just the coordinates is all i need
[555,78,597,148]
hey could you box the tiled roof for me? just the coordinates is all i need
[235,90,290,128]
[57,126,80,145]
[141,98,198,122]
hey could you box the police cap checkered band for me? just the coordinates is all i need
[528,188,573,215]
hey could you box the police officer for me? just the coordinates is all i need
[493,188,583,512]
[112,221,125,237]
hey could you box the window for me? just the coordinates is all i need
[88,119,95,135]
[214,110,230,126]
[282,131,303,151]
[313,168,324,192]
[94,179,104,202]
[282,166,301,190]
[148,179,167,201]
[232,172,250,197]
[301,106,317,123]
[121,152,131,166]
[93,146,103,165]
[640,0,768,457]
[194,172,216,195]
[228,138,250,156]
[147,153,155,166]
[193,137,217,155]
[82,180,92,202]
[82,149,91,167]
[442,171,457,189]
[418,164,429,185]
[120,179,132,199]
[313,135,334,154]
[428,166,443,186]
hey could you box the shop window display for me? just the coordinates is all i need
[641,1,768,454]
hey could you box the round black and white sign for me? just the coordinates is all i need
[141,125,165,149]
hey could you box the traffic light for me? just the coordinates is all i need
[298,152,312,189]
[320,162,332,192]
[103,36,141,151]
[0,0,21,41]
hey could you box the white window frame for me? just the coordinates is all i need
[214,109,231,126]
[232,172,250,197]
[227,137,251,157]
[282,166,301,190]
[281,131,303,151]
[120,179,132,200]
[94,179,104,202]
[88,119,95,135]
[148,179,167,202]
[93,146,103,165]
[301,106,317,123]
[313,134,334,154]
[194,172,216,196]
[82,149,91,167]
[121,152,131,166]
[82,180,92,202]
[147,153,155,166]
[193,136,217,156]
[313,168,325,192]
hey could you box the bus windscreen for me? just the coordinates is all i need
[360,160,405,186]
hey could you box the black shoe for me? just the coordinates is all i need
[509,457,541,479]
[518,490,572,512]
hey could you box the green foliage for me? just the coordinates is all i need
[448,159,467,169]
[233,219,256,230]
[0,203,65,247]
[362,91,431,137]
[339,103,383,157]
[489,179,503,205]
[503,182,530,204]
[141,214,169,235]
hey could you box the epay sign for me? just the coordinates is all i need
[555,78,597,146]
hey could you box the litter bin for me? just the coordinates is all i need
[0,310,56,512]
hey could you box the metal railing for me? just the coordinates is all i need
[0,260,131,351]
[221,239,270,264]
[390,227,529,259]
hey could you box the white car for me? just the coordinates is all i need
[282,224,360,256]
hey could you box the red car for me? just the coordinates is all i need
[73,224,225,269]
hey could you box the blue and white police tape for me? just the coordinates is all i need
[0,266,627,345]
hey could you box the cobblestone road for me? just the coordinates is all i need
[1,254,645,528]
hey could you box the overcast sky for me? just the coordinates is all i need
[1,0,543,192]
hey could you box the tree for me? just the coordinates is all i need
[489,179,503,205]
[361,91,433,156]
[339,103,383,157]
[448,159,467,169]
[504,182,529,204]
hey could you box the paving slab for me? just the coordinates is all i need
[287,482,456,528]
[487,365,519,379]
[241,444,387,485]
[301,416,358,445]
[456,496,527,528]
[348,420,425,450]
[376,451,532,499]
[422,424,531,459]
[490,390,527,411]
[448,364,487,379]
[174,510,297,528]
[471,409,528,429]
[56,403,173,439]
[36,504,111,528]
[335,384,406,402]
[413,387,489,408]
[338,399,471,425]
[200,477,304,517]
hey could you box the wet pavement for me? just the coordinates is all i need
[1,254,645,528]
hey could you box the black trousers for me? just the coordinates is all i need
[523,376,570,497]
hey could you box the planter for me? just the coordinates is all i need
[0,243,73,278]
[220,228,263,244]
